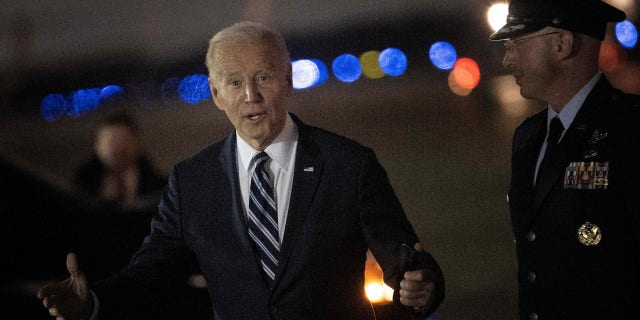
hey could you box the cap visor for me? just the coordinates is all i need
[489,22,546,41]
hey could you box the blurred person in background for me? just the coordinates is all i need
[491,0,640,319]
[75,111,166,211]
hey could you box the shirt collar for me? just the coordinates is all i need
[237,113,298,172]
[547,72,601,129]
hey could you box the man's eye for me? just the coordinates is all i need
[257,74,270,82]
[230,80,240,86]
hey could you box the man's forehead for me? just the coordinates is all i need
[214,45,280,74]
[215,58,277,75]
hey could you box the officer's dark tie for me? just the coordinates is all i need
[536,116,564,184]
[247,151,279,288]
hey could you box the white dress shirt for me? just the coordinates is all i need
[236,114,298,241]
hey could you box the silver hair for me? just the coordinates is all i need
[205,21,290,78]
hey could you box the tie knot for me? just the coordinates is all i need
[253,151,270,167]
[547,116,564,145]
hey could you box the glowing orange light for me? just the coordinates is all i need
[364,252,394,303]
[452,57,481,90]
[448,71,473,96]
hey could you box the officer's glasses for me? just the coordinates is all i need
[504,32,560,54]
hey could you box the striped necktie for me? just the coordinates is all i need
[247,151,279,288]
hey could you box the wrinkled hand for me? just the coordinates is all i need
[398,243,435,310]
[37,253,91,320]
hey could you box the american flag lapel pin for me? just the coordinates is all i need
[303,166,314,172]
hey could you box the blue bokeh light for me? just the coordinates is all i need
[179,74,211,104]
[379,48,407,76]
[99,85,124,104]
[40,93,68,122]
[332,54,362,83]
[310,59,329,87]
[70,88,100,117]
[429,41,457,70]
[616,20,638,49]
[292,59,320,89]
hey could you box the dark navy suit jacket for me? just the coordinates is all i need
[93,114,444,320]
[508,77,640,319]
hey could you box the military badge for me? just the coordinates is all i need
[588,129,608,144]
[564,161,609,189]
[577,222,602,246]
[583,149,598,159]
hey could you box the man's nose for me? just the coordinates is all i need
[244,82,262,102]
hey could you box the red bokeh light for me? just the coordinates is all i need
[452,57,481,89]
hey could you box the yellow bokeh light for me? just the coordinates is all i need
[360,50,385,79]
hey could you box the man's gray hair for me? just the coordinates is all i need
[205,21,290,77]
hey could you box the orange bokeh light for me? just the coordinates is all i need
[599,42,628,72]
[364,252,394,303]
[452,57,481,89]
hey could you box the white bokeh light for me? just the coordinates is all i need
[487,3,509,32]
[291,59,320,89]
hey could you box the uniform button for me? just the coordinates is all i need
[526,231,536,242]
[527,272,536,282]
[529,313,539,320]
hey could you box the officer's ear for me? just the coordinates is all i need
[555,31,575,60]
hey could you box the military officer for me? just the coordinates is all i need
[490,0,640,319]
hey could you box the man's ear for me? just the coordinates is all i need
[209,77,223,110]
[556,31,575,60]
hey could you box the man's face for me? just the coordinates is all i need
[502,28,559,102]
[209,38,292,151]
[94,124,140,171]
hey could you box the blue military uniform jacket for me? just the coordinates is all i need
[508,76,640,319]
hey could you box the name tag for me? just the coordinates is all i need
[564,161,609,190]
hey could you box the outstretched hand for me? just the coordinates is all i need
[37,253,92,320]
[398,243,435,310]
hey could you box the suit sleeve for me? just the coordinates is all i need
[357,148,445,318]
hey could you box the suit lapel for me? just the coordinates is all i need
[532,132,572,211]
[218,133,255,253]
[273,115,323,288]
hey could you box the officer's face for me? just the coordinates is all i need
[502,28,561,103]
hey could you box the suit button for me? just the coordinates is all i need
[526,231,536,242]
[527,272,536,282]
[529,313,539,320]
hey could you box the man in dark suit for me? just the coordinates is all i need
[37,21,444,320]
[490,0,640,319]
